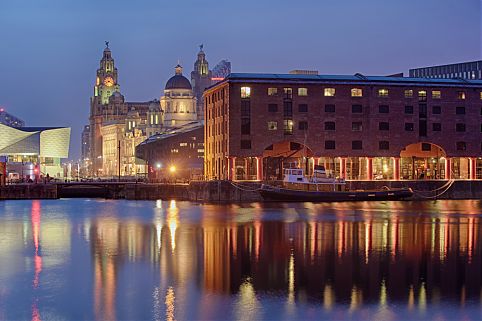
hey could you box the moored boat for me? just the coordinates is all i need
[259,167,413,202]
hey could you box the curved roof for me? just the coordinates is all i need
[165,74,192,90]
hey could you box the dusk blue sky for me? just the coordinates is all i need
[1,0,480,159]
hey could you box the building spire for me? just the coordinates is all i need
[105,41,109,48]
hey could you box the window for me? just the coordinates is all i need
[457,91,466,100]
[283,101,293,117]
[241,86,251,98]
[432,106,441,114]
[352,122,362,131]
[379,105,389,113]
[241,100,250,116]
[268,88,278,96]
[405,123,414,131]
[325,140,335,150]
[456,107,465,115]
[241,140,251,149]
[456,141,466,151]
[405,106,413,114]
[241,118,250,134]
[284,88,293,99]
[480,124,482,132]
[405,90,413,98]
[268,121,277,130]
[325,104,335,112]
[352,105,363,113]
[433,123,441,131]
[284,119,293,135]
[351,88,363,97]
[298,121,308,130]
[378,89,389,97]
[379,122,389,131]
[324,121,336,131]
[298,88,308,96]
[298,104,308,112]
[456,123,466,132]
[480,92,482,100]
[268,104,278,112]
[421,143,432,151]
[379,141,389,150]
[418,90,427,102]
[432,90,441,99]
[179,142,188,147]
[324,88,336,97]
[352,141,362,150]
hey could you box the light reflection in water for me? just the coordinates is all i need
[0,200,482,320]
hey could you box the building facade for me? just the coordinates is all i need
[410,61,482,80]
[89,44,161,177]
[136,122,204,180]
[0,124,70,180]
[204,73,482,181]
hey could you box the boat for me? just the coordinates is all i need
[259,166,413,202]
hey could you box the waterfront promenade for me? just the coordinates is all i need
[1,180,482,201]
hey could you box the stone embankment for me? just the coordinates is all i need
[0,180,481,201]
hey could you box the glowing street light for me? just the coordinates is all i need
[156,163,162,169]
[169,165,176,173]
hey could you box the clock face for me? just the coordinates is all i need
[104,76,114,87]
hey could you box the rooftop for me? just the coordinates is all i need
[209,73,482,88]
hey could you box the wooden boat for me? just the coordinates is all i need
[259,167,413,202]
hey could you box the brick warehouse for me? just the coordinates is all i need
[204,73,482,181]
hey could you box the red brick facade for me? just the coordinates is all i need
[204,74,482,181]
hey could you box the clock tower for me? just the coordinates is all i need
[89,42,122,176]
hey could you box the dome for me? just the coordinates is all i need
[165,64,192,90]
[165,75,192,90]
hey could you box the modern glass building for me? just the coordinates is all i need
[409,61,482,80]
[0,124,71,180]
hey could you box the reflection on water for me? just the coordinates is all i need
[1,200,482,320]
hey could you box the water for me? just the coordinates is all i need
[1,199,482,320]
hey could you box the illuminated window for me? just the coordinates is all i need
[284,88,293,99]
[418,90,427,101]
[298,88,308,96]
[324,88,336,97]
[480,92,482,100]
[284,119,293,135]
[171,149,179,153]
[457,91,466,100]
[268,88,278,96]
[179,143,188,147]
[432,90,441,99]
[241,87,251,98]
[267,121,277,130]
[351,88,363,97]
[378,89,389,97]
[197,149,204,153]
[405,90,413,98]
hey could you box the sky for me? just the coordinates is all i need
[0,0,480,160]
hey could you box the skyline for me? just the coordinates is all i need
[1,0,480,159]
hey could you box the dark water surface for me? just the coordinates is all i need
[1,199,482,320]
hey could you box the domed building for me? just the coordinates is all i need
[161,64,197,129]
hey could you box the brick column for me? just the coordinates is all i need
[366,157,373,181]
[256,157,263,181]
[340,157,347,179]
[393,157,400,180]
[230,157,236,181]
[470,158,477,180]
[445,157,451,180]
